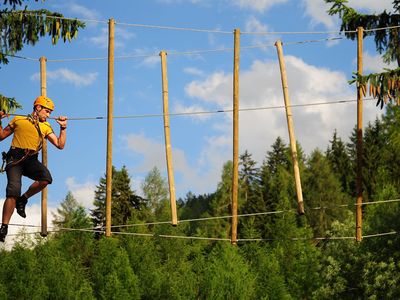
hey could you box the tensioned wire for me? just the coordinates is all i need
[2,36,343,62]
[6,11,400,35]
[6,228,398,242]
[7,198,400,241]
[0,97,376,122]
[8,196,400,231]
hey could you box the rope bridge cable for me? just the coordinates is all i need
[13,226,398,243]
[7,197,400,234]
[1,36,343,62]
[6,199,400,241]
[5,11,400,35]
[0,97,374,122]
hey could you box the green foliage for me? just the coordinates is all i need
[201,243,255,299]
[327,129,353,193]
[0,2,85,64]
[91,166,145,230]
[0,111,400,298]
[0,94,22,113]
[52,192,94,264]
[0,0,85,114]
[91,238,140,300]
[303,150,351,237]
[350,69,400,108]
[141,166,169,215]
[326,0,400,107]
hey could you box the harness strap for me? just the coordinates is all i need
[0,115,44,173]
[27,114,44,154]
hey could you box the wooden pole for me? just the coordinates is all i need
[39,56,48,237]
[356,27,364,242]
[231,28,240,245]
[159,51,178,226]
[275,40,305,215]
[105,19,115,237]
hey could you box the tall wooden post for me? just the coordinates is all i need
[275,40,305,214]
[39,56,48,237]
[356,27,364,242]
[159,51,178,226]
[231,29,240,244]
[105,18,115,237]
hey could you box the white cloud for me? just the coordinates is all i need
[52,3,101,20]
[184,67,205,76]
[65,177,96,209]
[347,0,394,13]
[303,0,395,31]
[66,3,101,20]
[31,68,98,87]
[121,133,223,194]
[363,51,397,73]
[184,56,381,162]
[302,0,336,30]
[185,71,232,106]
[244,16,276,47]
[120,55,383,196]
[88,27,135,49]
[0,199,57,250]
[231,0,288,12]
[173,102,211,121]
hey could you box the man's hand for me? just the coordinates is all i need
[56,116,67,129]
[0,111,8,121]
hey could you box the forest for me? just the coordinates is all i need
[0,104,398,299]
[1,0,400,299]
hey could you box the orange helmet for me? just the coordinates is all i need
[34,96,55,111]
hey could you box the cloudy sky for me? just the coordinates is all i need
[0,0,394,246]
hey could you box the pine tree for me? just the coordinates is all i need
[238,150,264,238]
[326,129,353,194]
[141,166,168,215]
[363,118,386,198]
[91,166,145,231]
[326,0,400,108]
[52,192,94,264]
[200,243,255,299]
[91,238,140,300]
[303,150,351,237]
[0,0,85,111]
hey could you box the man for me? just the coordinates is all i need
[0,96,67,242]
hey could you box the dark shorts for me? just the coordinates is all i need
[5,148,52,198]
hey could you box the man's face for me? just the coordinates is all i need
[37,107,52,122]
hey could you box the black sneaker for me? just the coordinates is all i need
[0,225,7,242]
[16,196,27,218]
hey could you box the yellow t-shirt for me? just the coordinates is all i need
[8,116,53,151]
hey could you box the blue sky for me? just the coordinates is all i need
[0,0,395,242]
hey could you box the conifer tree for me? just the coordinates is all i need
[303,150,350,237]
[326,129,352,194]
[91,166,145,231]
[0,0,85,111]
[91,238,140,299]
[52,192,94,264]
[141,166,168,215]
[326,0,400,108]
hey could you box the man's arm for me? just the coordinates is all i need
[0,112,13,141]
[0,125,13,141]
[47,116,67,150]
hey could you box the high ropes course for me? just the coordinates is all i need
[3,13,400,244]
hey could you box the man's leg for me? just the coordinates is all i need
[2,197,16,224]
[16,180,49,218]
[0,197,16,242]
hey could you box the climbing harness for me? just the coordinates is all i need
[0,114,44,173]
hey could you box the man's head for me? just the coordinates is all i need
[33,96,54,122]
